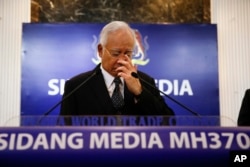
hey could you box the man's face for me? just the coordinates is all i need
[98,29,135,77]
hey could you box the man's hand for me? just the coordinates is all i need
[116,56,142,96]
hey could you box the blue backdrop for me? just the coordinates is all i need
[21,23,219,125]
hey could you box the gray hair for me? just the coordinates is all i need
[99,21,136,46]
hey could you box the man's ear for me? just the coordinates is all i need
[97,44,103,58]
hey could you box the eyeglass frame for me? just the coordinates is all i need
[103,47,135,58]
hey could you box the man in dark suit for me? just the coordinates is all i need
[60,21,174,125]
[237,89,250,126]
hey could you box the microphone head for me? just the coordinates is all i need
[131,72,139,78]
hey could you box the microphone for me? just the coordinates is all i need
[37,69,101,125]
[131,72,200,116]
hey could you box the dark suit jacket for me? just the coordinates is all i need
[237,89,250,126]
[60,64,174,125]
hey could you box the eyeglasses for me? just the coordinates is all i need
[104,47,135,58]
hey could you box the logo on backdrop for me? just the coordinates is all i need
[91,29,150,66]
[48,29,193,97]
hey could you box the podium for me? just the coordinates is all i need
[1,116,249,167]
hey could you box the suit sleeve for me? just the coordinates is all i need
[59,80,77,125]
[60,80,75,115]
[134,73,175,116]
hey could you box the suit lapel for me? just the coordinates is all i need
[88,64,135,115]
[90,70,116,114]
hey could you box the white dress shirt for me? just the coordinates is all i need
[100,65,124,98]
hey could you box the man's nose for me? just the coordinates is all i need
[122,52,132,59]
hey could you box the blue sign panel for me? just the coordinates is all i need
[0,127,249,166]
[21,23,219,125]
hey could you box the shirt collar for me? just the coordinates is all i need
[100,65,124,88]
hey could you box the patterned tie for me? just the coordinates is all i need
[111,77,124,110]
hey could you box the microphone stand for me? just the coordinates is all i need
[131,72,200,116]
[37,69,100,125]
